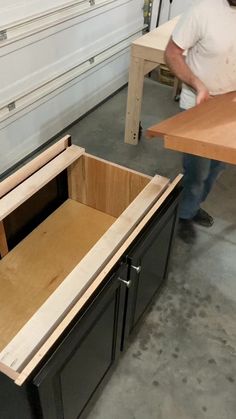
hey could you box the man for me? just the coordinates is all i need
[164,0,236,243]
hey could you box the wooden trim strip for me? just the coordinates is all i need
[15,174,182,386]
[0,135,71,198]
[0,174,169,376]
[0,145,84,221]
[0,221,8,257]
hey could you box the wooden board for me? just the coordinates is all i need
[0,136,71,198]
[68,153,151,218]
[0,145,84,221]
[0,199,116,352]
[146,92,236,164]
[0,174,169,374]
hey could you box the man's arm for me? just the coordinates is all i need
[164,38,210,105]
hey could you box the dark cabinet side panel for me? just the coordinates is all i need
[133,215,174,326]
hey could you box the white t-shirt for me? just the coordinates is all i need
[172,0,236,109]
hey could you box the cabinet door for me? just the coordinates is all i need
[125,188,181,337]
[33,264,127,419]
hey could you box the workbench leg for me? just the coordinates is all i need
[124,56,145,145]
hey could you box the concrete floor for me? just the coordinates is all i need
[69,79,236,419]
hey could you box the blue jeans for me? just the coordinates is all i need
[179,154,226,219]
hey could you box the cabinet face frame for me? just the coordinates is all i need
[0,136,179,384]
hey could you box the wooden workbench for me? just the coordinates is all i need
[146,91,236,165]
[124,16,179,145]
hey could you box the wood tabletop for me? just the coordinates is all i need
[147,92,236,164]
[131,16,179,63]
[133,16,178,50]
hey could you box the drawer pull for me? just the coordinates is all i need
[131,265,141,274]
[118,278,132,288]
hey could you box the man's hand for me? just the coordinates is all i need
[196,83,210,105]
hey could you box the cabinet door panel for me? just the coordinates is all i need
[126,189,181,336]
[132,215,173,325]
[33,265,127,419]
[61,296,116,419]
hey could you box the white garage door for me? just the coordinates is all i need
[0,0,145,176]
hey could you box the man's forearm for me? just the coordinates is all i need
[165,51,203,92]
[164,39,210,105]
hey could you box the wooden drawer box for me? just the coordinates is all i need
[0,136,182,418]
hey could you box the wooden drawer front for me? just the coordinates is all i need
[33,265,127,419]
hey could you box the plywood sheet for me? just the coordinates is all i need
[0,199,116,351]
[147,92,236,164]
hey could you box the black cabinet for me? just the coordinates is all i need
[0,184,182,419]
[33,264,127,419]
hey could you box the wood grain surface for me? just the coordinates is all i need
[147,92,236,164]
[68,153,151,217]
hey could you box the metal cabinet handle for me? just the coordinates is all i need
[118,278,132,288]
[131,265,141,274]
